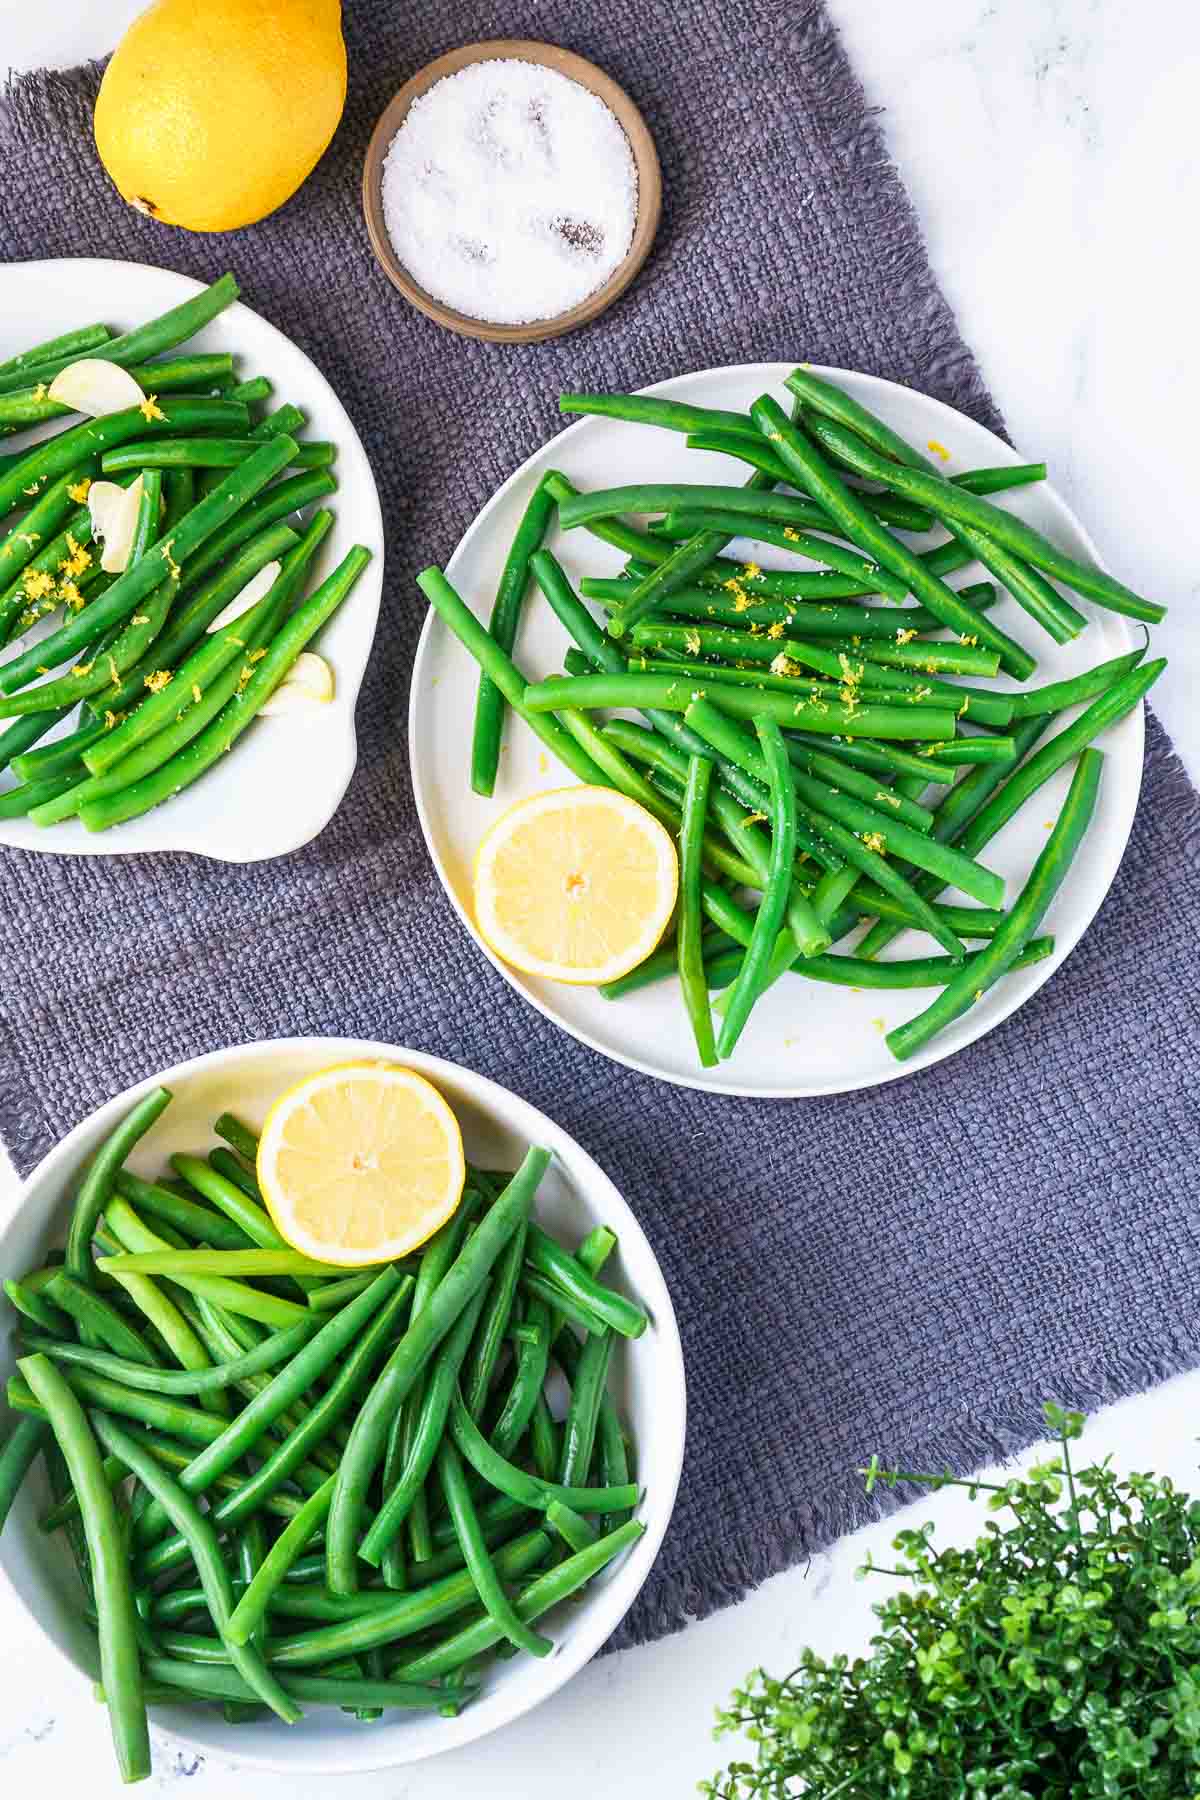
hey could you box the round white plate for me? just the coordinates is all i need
[410,363,1143,1098]
[0,258,384,861]
[0,1036,686,1773]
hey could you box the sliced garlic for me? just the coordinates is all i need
[89,475,145,574]
[47,358,147,418]
[259,652,335,716]
[206,562,281,634]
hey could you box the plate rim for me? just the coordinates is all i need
[408,360,1144,1099]
[0,256,385,864]
[0,1033,687,1773]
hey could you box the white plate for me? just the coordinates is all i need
[0,258,384,861]
[410,362,1144,1098]
[0,1036,686,1773]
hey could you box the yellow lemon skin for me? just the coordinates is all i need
[94,0,347,232]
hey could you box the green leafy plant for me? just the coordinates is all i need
[705,1405,1200,1798]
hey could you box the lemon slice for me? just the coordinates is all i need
[257,1062,466,1266]
[473,785,678,985]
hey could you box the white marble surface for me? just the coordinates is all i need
[2,1,1199,1792]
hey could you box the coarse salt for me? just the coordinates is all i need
[380,59,639,327]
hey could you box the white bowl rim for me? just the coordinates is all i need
[0,1035,687,1774]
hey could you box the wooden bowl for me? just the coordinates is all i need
[361,39,662,344]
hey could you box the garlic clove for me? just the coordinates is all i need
[259,652,335,716]
[89,474,145,573]
[47,358,147,418]
[206,562,281,634]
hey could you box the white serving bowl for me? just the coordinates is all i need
[0,1037,686,1773]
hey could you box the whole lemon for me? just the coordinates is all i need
[94,0,347,232]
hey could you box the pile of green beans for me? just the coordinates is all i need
[435,367,1167,1068]
[0,1090,646,1780]
[0,277,369,829]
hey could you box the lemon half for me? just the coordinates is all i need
[257,1062,465,1266]
[473,785,678,986]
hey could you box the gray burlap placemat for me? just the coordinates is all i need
[2,2,1199,1650]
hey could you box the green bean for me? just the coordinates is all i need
[228,375,273,406]
[235,1517,269,1653]
[749,394,1036,679]
[521,1273,611,1338]
[713,718,795,1055]
[785,728,955,786]
[396,1519,644,1680]
[439,1438,553,1657]
[9,714,104,782]
[327,1155,545,1594]
[717,935,1056,998]
[558,1329,612,1495]
[802,411,1088,643]
[137,1280,412,1580]
[0,322,113,379]
[100,437,334,474]
[42,1272,161,1365]
[208,1147,260,1200]
[889,752,1102,1059]
[64,1086,171,1301]
[91,1412,299,1723]
[25,1320,318,1395]
[360,1284,489,1571]
[677,754,718,1065]
[269,1531,549,1667]
[17,1358,148,1778]
[0,569,180,719]
[449,1387,637,1516]
[396,1193,483,1566]
[916,737,1018,767]
[559,392,754,437]
[417,566,607,786]
[306,1271,376,1312]
[489,1297,552,1458]
[0,768,81,816]
[470,478,556,795]
[0,462,100,588]
[0,357,237,433]
[114,1170,252,1251]
[524,1225,647,1340]
[1007,646,1148,718]
[132,1655,462,1712]
[0,277,239,406]
[4,1276,71,1332]
[556,479,920,540]
[0,1416,47,1532]
[463,1222,528,1421]
[100,1248,344,1279]
[791,766,1005,905]
[0,395,247,531]
[225,1479,335,1648]
[793,403,1160,626]
[598,934,736,999]
[0,432,294,693]
[936,660,1163,872]
[214,1112,260,1162]
[523,670,956,742]
[9,1368,231,1446]
[81,538,369,832]
[667,506,913,600]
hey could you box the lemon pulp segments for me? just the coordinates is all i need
[257,1062,465,1266]
[473,786,678,986]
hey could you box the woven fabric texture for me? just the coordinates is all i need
[2,0,1198,1648]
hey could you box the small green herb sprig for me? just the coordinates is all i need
[705,1405,1200,1799]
